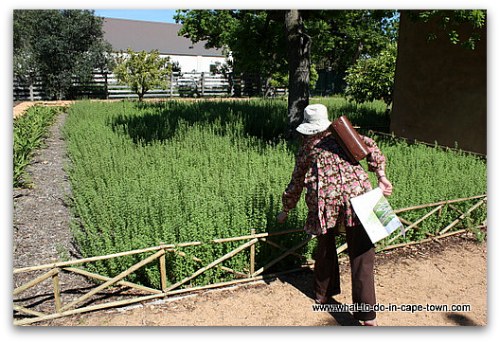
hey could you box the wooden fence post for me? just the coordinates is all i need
[201,72,205,97]
[104,72,109,100]
[170,73,174,98]
[29,82,34,102]
[52,268,62,313]
[159,247,168,292]
[250,229,256,276]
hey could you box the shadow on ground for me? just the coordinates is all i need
[276,270,362,326]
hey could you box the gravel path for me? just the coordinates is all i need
[13,112,74,267]
[13,111,92,314]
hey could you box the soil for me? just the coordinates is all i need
[12,100,75,119]
[12,107,488,327]
[38,237,486,327]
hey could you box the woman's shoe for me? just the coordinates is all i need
[315,296,330,304]
[361,319,378,326]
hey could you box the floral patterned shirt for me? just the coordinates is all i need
[282,130,386,235]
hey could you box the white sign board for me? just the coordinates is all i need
[350,188,404,244]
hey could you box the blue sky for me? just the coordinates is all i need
[93,9,178,23]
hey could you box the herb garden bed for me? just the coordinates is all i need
[13,99,486,325]
[61,99,486,289]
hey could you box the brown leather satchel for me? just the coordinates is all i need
[330,115,370,163]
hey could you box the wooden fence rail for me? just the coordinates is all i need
[13,194,486,325]
[13,71,287,101]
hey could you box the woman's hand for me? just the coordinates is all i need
[276,211,289,224]
[378,176,393,196]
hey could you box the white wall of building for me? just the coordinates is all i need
[165,55,227,73]
[110,52,227,74]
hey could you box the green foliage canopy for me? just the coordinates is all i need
[344,43,397,108]
[113,48,173,101]
[304,10,398,77]
[13,10,112,100]
[174,10,288,96]
[174,10,398,96]
[410,10,486,50]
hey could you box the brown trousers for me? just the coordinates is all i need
[314,225,376,321]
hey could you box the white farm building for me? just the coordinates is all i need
[101,17,227,73]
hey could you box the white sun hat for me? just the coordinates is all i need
[296,104,332,135]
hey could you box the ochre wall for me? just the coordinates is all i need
[390,11,487,154]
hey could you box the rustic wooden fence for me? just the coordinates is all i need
[13,72,287,101]
[13,194,486,325]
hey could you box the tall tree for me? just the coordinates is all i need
[175,10,287,97]
[13,10,112,100]
[14,10,40,91]
[284,10,311,137]
[174,9,397,137]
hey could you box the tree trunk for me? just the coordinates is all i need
[284,10,311,139]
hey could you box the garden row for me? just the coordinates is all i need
[13,105,62,188]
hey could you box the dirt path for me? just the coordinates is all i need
[13,110,93,311]
[13,110,488,327]
[39,236,486,327]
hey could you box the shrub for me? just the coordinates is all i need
[344,43,397,109]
